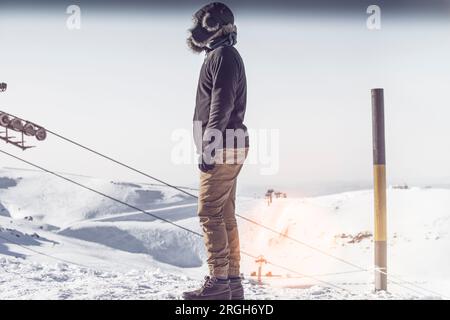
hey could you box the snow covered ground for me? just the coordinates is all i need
[0,167,449,300]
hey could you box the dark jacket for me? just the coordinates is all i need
[193,45,248,153]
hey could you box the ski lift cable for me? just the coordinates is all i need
[45,128,200,199]
[285,269,370,279]
[0,148,354,295]
[240,220,448,298]
[0,149,203,238]
[237,215,365,270]
[240,250,352,294]
[242,221,448,298]
[374,267,448,299]
[272,266,444,294]
[0,226,426,298]
[0,231,350,295]
[0,117,444,298]
[0,112,394,275]
[1,149,445,299]
[20,122,374,272]
[0,234,363,290]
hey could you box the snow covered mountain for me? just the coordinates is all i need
[0,167,449,299]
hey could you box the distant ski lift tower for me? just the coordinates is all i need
[255,255,267,284]
[0,82,47,150]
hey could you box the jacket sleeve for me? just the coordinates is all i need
[204,50,238,138]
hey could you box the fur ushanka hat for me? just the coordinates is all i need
[187,2,237,53]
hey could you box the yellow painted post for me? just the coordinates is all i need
[372,88,387,291]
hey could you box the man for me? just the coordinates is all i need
[183,2,249,300]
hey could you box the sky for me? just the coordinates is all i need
[0,1,450,196]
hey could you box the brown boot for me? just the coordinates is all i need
[229,277,245,300]
[183,276,231,300]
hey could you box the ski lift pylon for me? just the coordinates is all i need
[0,83,47,150]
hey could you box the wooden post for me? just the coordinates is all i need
[371,88,387,291]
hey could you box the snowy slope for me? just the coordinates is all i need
[0,168,194,226]
[1,167,449,299]
[238,189,450,299]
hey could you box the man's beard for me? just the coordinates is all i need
[186,36,205,54]
[187,22,217,54]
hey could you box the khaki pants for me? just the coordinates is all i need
[198,148,248,278]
